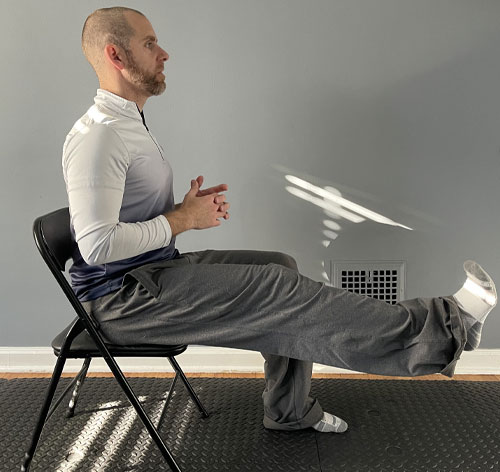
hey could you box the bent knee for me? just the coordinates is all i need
[268,251,298,271]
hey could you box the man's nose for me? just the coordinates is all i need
[160,47,169,62]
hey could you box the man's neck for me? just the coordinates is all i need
[99,82,148,112]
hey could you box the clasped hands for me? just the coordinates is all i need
[179,175,230,230]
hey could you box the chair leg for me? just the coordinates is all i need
[168,357,209,418]
[67,357,91,418]
[21,355,67,472]
[41,357,92,422]
[102,355,183,472]
[157,372,179,429]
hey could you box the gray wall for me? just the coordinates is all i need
[1,0,499,348]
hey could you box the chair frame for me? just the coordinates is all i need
[22,208,209,472]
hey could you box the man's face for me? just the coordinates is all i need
[123,12,169,96]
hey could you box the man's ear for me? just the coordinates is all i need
[103,44,126,71]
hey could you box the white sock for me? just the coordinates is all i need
[311,412,348,433]
[453,260,496,350]
[454,281,495,324]
[453,260,496,324]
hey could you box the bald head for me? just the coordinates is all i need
[81,6,145,75]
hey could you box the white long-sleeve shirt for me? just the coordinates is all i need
[62,89,178,301]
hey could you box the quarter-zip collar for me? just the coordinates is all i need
[94,89,143,123]
[137,106,150,131]
[93,88,162,159]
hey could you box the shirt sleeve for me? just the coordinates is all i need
[63,123,172,266]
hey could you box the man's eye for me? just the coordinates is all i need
[146,42,153,48]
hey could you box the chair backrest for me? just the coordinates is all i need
[33,208,100,332]
[33,208,73,272]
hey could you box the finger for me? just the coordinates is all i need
[203,184,228,195]
[214,194,226,204]
[216,183,228,192]
[199,188,222,197]
[218,202,230,212]
[190,179,199,192]
[195,177,203,194]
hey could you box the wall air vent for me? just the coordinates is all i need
[330,261,406,305]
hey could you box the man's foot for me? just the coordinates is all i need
[311,412,348,433]
[453,260,497,349]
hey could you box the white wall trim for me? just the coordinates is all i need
[1,346,499,375]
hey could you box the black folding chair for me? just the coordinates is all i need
[22,207,209,472]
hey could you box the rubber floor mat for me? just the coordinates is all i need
[312,379,500,471]
[1,377,498,471]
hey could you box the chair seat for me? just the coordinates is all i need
[52,321,188,358]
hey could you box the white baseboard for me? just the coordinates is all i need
[1,346,499,375]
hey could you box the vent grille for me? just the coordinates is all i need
[330,261,405,304]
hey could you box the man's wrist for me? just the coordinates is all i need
[163,207,193,237]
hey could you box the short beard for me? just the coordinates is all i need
[125,49,166,96]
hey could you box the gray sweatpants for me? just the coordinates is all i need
[83,250,467,431]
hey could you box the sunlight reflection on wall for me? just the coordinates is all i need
[284,174,412,284]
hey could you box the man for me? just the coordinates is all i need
[63,6,497,434]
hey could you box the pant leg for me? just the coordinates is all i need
[84,254,467,416]
[181,250,324,430]
[261,353,322,430]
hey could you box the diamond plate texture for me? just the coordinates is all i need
[1,377,319,471]
[312,379,500,472]
[1,377,499,471]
